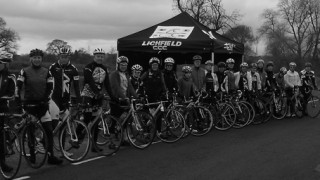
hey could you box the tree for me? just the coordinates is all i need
[224,25,256,56]
[46,39,72,55]
[306,0,320,60]
[0,17,20,52]
[173,0,241,32]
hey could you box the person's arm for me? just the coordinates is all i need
[127,76,138,98]
[45,70,54,101]
[213,73,219,92]
[256,73,261,90]
[16,69,26,98]
[103,68,114,99]
[234,72,240,89]
[72,66,81,101]
[311,72,317,89]
[284,74,294,88]
[296,72,302,86]
[5,73,16,98]
[83,66,99,94]
[160,72,167,92]
[247,73,252,91]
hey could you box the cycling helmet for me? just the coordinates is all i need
[251,63,257,68]
[29,49,44,57]
[59,47,71,55]
[149,57,160,65]
[289,62,296,67]
[192,55,202,61]
[0,51,13,63]
[93,48,105,55]
[217,62,226,68]
[117,56,129,64]
[205,60,214,65]
[305,62,312,67]
[280,67,287,74]
[226,58,235,64]
[240,62,248,67]
[164,57,175,64]
[257,59,265,64]
[266,61,274,67]
[182,66,192,73]
[131,64,143,71]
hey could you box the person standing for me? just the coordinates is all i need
[191,55,206,92]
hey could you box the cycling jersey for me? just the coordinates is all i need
[265,71,277,92]
[17,66,53,101]
[250,71,261,91]
[49,62,80,109]
[191,67,206,91]
[300,69,316,89]
[163,70,178,93]
[141,70,167,102]
[224,69,236,93]
[235,71,252,91]
[275,73,285,90]
[257,68,267,88]
[81,61,112,98]
[0,68,15,110]
[177,76,195,100]
[284,70,301,88]
[204,70,218,93]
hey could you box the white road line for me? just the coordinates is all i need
[72,156,105,165]
[13,176,31,180]
[152,140,162,144]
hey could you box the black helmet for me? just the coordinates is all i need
[29,49,44,57]
[266,61,274,67]
[217,62,226,68]
[305,62,312,67]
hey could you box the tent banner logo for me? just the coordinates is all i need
[150,26,194,39]
[224,43,235,51]
[142,41,182,51]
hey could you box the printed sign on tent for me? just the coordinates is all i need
[150,26,194,39]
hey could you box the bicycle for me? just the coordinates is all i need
[145,93,185,143]
[75,96,123,156]
[0,99,22,179]
[303,87,320,118]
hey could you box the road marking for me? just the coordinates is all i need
[152,140,162,144]
[14,176,31,180]
[71,156,105,165]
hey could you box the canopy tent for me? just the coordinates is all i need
[117,12,244,70]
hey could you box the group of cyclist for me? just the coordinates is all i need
[0,47,318,173]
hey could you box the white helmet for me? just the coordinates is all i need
[117,56,129,64]
[164,57,175,64]
[93,48,105,55]
[226,58,235,64]
[149,57,160,65]
[182,66,192,73]
[131,64,143,71]
[289,62,296,67]
[205,60,214,65]
[240,62,248,67]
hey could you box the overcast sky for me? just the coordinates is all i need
[0,0,278,55]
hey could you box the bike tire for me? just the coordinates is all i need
[21,122,48,169]
[189,106,214,136]
[0,127,21,180]
[59,119,90,162]
[214,103,236,131]
[307,96,320,118]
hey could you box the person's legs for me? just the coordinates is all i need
[0,116,13,172]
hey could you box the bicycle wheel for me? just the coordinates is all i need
[126,110,156,149]
[295,96,304,118]
[233,102,251,128]
[189,106,214,136]
[241,101,255,125]
[93,115,123,156]
[214,103,236,131]
[21,123,48,169]
[59,119,90,162]
[156,109,185,143]
[252,99,272,124]
[307,95,320,118]
[0,127,21,180]
[271,96,287,120]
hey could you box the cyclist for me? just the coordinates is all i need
[191,55,206,91]
[178,66,196,100]
[110,56,138,146]
[140,57,167,103]
[204,60,218,97]
[250,63,261,92]
[235,62,252,94]
[275,67,287,91]
[80,48,114,152]
[264,61,278,93]
[162,57,178,94]
[284,62,301,117]
[224,58,236,94]
[216,62,227,92]
[300,62,318,113]
[49,47,80,128]
[0,51,15,172]
[16,49,63,165]
[257,59,267,89]
[130,64,143,95]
